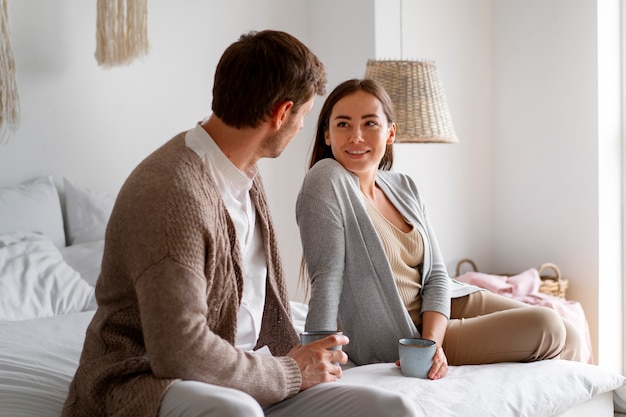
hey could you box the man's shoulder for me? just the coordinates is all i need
[120,132,218,211]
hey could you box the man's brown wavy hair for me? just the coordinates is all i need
[212,30,327,129]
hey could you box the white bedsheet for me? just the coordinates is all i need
[0,311,92,417]
[340,361,625,417]
[0,307,624,417]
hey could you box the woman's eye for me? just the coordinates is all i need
[365,120,379,127]
[336,121,349,128]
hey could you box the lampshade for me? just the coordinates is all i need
[365,59,459,143]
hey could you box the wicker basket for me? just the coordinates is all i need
[536,263,568,299]
[455,258,569,299]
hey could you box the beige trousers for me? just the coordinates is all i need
[443,291,583,365]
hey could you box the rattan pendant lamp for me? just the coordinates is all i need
[365,59,458,144]
[364,3,458,144]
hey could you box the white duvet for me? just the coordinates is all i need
[0,306,624,417]
[0,233,95,321]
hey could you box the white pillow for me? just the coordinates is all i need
[0,232,96,321]
[63,178,116,245]
[0,176,66,248]
[59,239,105,286]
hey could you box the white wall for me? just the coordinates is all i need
[395,0,494,278]
[491,0,622,371]
[2,0,270,192]
[1,0,622,371]
[597,0,623,375]
[492,0,599,330]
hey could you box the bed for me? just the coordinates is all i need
[1,175,625,417]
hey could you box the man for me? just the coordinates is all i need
[62,30,417,417]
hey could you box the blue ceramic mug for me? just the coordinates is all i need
[300,331,343,351]
[398,337,436,378]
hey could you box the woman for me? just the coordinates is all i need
[296,79,582,380]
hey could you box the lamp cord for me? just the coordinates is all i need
[400,0,403,59]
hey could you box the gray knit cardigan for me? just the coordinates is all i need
[296,158,478,365]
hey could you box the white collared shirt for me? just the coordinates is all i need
[185,122,267,352]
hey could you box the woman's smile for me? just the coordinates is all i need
[325,90,395,178]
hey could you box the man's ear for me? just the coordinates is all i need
[272,100,294,129]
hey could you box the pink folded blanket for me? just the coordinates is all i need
[456,268,540,297]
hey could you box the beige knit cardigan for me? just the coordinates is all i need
[62,133,301,417]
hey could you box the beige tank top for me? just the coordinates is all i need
[363,196,424,327]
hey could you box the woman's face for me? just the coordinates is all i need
[325,90,395,177]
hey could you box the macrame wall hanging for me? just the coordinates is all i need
[0,0,20,144]
[95,0,149,67]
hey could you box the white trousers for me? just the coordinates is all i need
[159,380,418,417]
